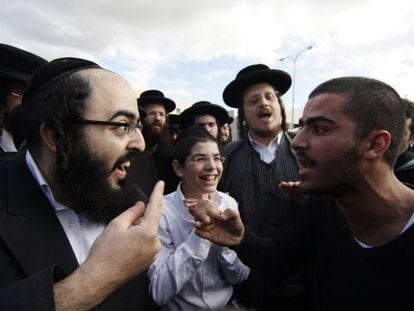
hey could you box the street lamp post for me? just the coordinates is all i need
[280,45,312,127]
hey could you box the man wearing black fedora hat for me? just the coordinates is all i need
[179,100,230,143]
[138,89,180,194]
[219,64,303,310]
[0,43,47,153]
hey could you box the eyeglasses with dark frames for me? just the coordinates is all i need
[73,119,143,136]
[187,155,225,164]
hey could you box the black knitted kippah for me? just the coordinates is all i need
[22,57,101,106]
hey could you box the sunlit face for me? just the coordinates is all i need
[79,69,145,189]
[143,103,167,136]
[242,83,282,140]
[291,93,361,196]
[194,115,219,139]
[174,141,223,199]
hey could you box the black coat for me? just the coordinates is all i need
[149,139,179,195]
[126,151,160,198]
[0,152,158,310]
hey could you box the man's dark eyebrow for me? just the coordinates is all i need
[300,116,335,126]
[108,110,137,121]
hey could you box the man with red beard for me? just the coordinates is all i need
[0,57,164,310]
[191,76,414,310]
[138,90,179,194]
[218,64,302,310]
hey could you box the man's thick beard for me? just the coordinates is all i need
[55,145,146,224]
[143,124,167,148]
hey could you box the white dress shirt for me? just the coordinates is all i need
[248,131,282,164]
[148,184,250,310]
[25,151,104,264]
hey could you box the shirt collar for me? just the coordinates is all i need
[25,150,66,211]
[248,131,282,149]
[26,150,49,189]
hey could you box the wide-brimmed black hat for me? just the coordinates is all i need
[0,44,47,84]
[179,101,229,130]
[223,64,291,108]
[137,89,176,113]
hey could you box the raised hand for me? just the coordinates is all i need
[278,180,305,204]
[54,181,165,311]
[189,204,245,247]
[184,196,221,224]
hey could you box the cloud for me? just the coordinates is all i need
[197,69,233,81]
[1,0,414,106]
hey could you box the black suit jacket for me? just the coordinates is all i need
[0,152,158,310]
[150,139,179,195]
[126,151,160,198]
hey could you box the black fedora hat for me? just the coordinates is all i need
[0,44,47,84]
[137,89,176,113]
[222,64,291,108]
[179,101,229,130]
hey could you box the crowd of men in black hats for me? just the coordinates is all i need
[1,42,414,311]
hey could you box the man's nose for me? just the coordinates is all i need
[259,96,270,107]
[291,128,307,152]
[127,129,145,152]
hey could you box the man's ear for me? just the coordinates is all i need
[361,130,391,160]
[172,159,184,178]
[39,123,57,152]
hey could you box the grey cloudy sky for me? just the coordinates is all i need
[2,0,414,121]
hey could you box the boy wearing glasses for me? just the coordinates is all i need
[148,127,249,310]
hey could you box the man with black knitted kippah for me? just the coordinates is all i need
[0,57,164,310]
